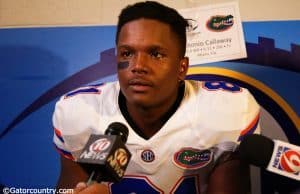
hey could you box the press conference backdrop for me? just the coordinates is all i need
[0,5,300,194]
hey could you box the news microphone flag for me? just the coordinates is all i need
[267,139,300,181]
[240,134,300,181]
[77,122,131,183]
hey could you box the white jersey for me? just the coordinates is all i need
[53,80,260,194]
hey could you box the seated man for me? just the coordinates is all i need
[52,1,261,193]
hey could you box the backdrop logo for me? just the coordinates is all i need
[206,15,234,31]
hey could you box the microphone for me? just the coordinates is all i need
[239,134,300,181]
[77,122,131,183]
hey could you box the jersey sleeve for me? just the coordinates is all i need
[193,81,261,152]
[194,81,261,168]
[219,87,261,161]
[237,88,261,141]
[52,83,119,161]
[52,93,99,160]
[52,96,75,160]
[215,88,261,166]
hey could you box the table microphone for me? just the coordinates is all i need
[239,134,300,181]
[77,122,131,183]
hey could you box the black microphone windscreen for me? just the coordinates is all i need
[105,122,129,143]
[239,134,274,168]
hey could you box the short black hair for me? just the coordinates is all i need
[116,1,188,57]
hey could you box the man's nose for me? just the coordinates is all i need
[131,53,148,74]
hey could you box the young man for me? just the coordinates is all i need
[53,1,260,193]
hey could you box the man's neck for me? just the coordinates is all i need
[118,82,185,139]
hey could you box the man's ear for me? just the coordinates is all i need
[178,57,189,81]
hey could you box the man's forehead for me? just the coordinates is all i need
[118,19,176,44]
[117,43,166,51]
[119,19,172,36]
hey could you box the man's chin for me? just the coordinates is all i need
[127,97,154,109]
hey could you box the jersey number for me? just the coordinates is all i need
[64,83,104,98]
[203,81,241,92]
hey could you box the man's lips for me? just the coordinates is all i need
[129,78,152,86]
[128,79,153,91]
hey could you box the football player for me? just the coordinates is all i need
[53,1,260,193]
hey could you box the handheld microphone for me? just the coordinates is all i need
[239,134,300,181]
[77,122,131,183]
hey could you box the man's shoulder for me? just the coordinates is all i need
[63,81,118,98]
[185,80,255,107]
[184,80,260,141]
[185,80,250,95]
[53,82,120,125]
[52,81,121,145]
[56,82,119,105]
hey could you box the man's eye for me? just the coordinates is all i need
[121,51,132,58]
[150,51,163,59]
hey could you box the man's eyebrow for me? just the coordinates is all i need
[148,45,165,50]
[144,45,169,53]
[117,44,167,51]
[117,44,132,49]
